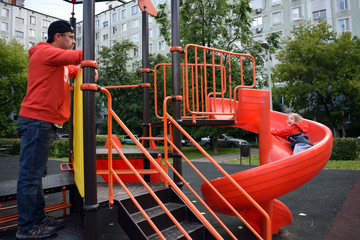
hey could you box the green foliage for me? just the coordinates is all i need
[0,138,21,155]
[96,40,143,134]
[330,138,359,161]
[49,140,69,158]
[273,20,360,137]
[0,39,28,137]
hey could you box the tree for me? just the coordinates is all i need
[0,39,28,137]
[272,20,360,137]
[96,40,171,136]
[155,0,280,153]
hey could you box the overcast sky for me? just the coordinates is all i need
[24,0,109,21]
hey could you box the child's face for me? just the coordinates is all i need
[287,114,295,126]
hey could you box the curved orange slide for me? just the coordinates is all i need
[201,89,333,234]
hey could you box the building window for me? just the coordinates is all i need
[29,29,36,37]
[30,16,36,25]
[252,16,263,28]
[103,21,108,27]
[292,6,302,20]
[77,26,81,34]
[122,23,127,32]
[15,31,24,38]
[42,32,47,41]
[272,0,281,5]
[96,32,99,40]
[16,17,24,24]
[1,8,9,17]
[112,13,117,22]
[337,0,348,11]
[338,18,350,32]
[132,19,139,28]
[158,0,166,4]
[29,42,36,48]
[272,11,282,25]
[149,43,153,53]
[121,9,127,19]
[312,9,326,20]
[103,34,108,40]
[149,29,153,38]
[158,40,165,50]
[95,20,99,28]
[1,22,9,31]
[250,0,262,10]
[133,48,138,57]
[42,19,51,28]
[113,26,118,34]
[131,5,139,15]
[132,33,139,42]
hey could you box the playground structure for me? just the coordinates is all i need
[0,0,333,240]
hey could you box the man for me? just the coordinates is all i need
[16,20,84,239]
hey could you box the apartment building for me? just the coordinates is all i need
[75,0,170,65]
[1,0,359,61]
[250,0,360,42]
[0,0,60,49]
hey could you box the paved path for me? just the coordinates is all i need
[0,155,359,240]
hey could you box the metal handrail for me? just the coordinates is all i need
[162,95,271,240]
[91,84,224,240]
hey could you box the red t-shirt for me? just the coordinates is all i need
[19,42,83,125]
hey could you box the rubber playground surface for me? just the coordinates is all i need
[0,155,359,240]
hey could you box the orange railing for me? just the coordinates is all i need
[162,95,271,240]
[81,82,270,239]
[153,44,256,121]
[81,83,224,239]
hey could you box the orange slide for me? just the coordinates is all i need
[201,88,333,234]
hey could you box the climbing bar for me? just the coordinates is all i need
[103,83,150,89]
[141,68,153,73]
[80,83,101,92]
[80,60,98,68]
[170,46,184,53]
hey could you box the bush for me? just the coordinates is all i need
[0,138,21,155]
[330,138,359,161]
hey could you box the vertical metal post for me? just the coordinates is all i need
[142,9,150,181]
[69,15,83,215]
[82,0,98,239]
[171,0,183,187]
[267,48,272,110]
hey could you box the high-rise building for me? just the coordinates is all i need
[0,0,60,49]
[249,0,360,42]
[75,0,170,66]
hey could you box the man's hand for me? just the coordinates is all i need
[95,69,98,82]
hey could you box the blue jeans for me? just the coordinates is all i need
[16,117,57,230]
[293,143,312,155]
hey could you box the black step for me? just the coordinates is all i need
[117,187,216,240]
[148,221,206,240]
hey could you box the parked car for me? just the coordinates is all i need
[56,133,69,140]
[121,135,139,145]
[155,134,191,146]
[200,134,248,148]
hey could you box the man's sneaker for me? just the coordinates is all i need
[16,225,56,239]
[38,215,65,229]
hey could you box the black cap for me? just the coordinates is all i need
[46,20,74,43]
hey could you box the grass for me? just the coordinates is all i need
[53,145,360,170]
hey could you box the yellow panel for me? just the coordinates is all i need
[73,69,85,197]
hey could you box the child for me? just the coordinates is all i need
[271,113,313,155]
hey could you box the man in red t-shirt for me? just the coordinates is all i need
[16,20,84,239]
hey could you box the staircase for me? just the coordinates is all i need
[117,187,216,240]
